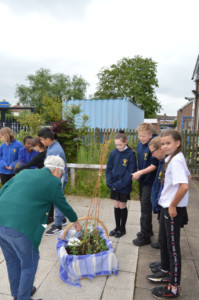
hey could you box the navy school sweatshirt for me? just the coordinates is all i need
[106,147,137,194]
[136,137,159,185]
[150,159,164,213]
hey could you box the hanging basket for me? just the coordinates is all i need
[57,216,119,287]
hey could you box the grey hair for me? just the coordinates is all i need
[44,155,65,176]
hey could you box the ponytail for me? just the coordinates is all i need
[115,130,133,151]
[160,129,182,181]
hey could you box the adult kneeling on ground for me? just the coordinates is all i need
[0,155,81,300]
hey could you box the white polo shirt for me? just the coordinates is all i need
[158,152,189,208]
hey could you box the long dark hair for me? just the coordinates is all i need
[31,136,46,150]
[160,129,182,178]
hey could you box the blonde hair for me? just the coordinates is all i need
[0,127,15,143]
[136,122,153,134]
[149,136,161,149]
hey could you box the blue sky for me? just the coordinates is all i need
[0,0,198,115]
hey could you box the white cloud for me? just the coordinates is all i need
[0,0,198,114]
[158,93,189,116]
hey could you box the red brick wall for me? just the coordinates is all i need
[177,102,193,132]
[194,80,199,131]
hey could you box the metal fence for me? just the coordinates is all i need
[0,120,27,133]
[0,122,199,175]
[181,130,199,175]
[81,129,199,175]
[80,128,138,147]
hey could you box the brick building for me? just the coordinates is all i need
[144,114,176,133]
[192,55,199,131]
[177,100,194,131]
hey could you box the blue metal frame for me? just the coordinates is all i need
[181,116,194,131]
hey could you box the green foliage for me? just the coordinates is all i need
[65,130,140,199]
[50,104,89,162]
[50,119,79,162]
[15,68,89,113]
[16,113,45,137]
[41,95,62,122]
[93,56,161,118]
[66,227,109,255]
[15,98,89,163]
[65,169,111,197]
[65,169,139,199]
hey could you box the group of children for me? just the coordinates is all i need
[0,124,189,298]
[0,127,46,186]
[106,123,190,299]
[0,127,68,236]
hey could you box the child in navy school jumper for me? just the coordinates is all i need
[106,131,137,238]
[147,129,190,299]
[132,123,159,246]
[148,136,165,250]
[18,136,37,169]
[0,127,23,185]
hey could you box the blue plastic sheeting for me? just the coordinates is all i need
[56,227,119,287]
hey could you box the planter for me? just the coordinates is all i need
[56,217,119,287]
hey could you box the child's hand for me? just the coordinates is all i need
[74,220,81,232]
[169,205,177,218]
[6,166,12,170]
[132,170,142,180]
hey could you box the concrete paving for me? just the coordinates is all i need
[0,179,199,300]
[134,178,199,300]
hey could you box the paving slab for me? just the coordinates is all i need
[0,261,12,296]
[102,271,135,300]
[1,180,199,300]
[35,260,108,300]
[0,196,140,300]
[134,179,199,300]
[116,243,138,272]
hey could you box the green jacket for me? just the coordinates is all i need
[0,168,78,251]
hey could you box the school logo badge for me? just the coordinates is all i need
[144,153,148,160]
[123,159,128,166]
[158,171,162,181]
[13,149,16,153]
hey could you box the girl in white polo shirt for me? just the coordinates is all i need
[149,129,189,299]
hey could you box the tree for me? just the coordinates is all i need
[93,56,161,118]
[41,95,62,122]
[48,104,89,162]
[15,68,89,113]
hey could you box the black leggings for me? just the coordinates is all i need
[159,207,186,286]
[0,174,14,186]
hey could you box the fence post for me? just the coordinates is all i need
[70,167,75,187]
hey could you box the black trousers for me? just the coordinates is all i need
[159,207,186,286]
[0,174,14,186]
[139,184,152,238]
